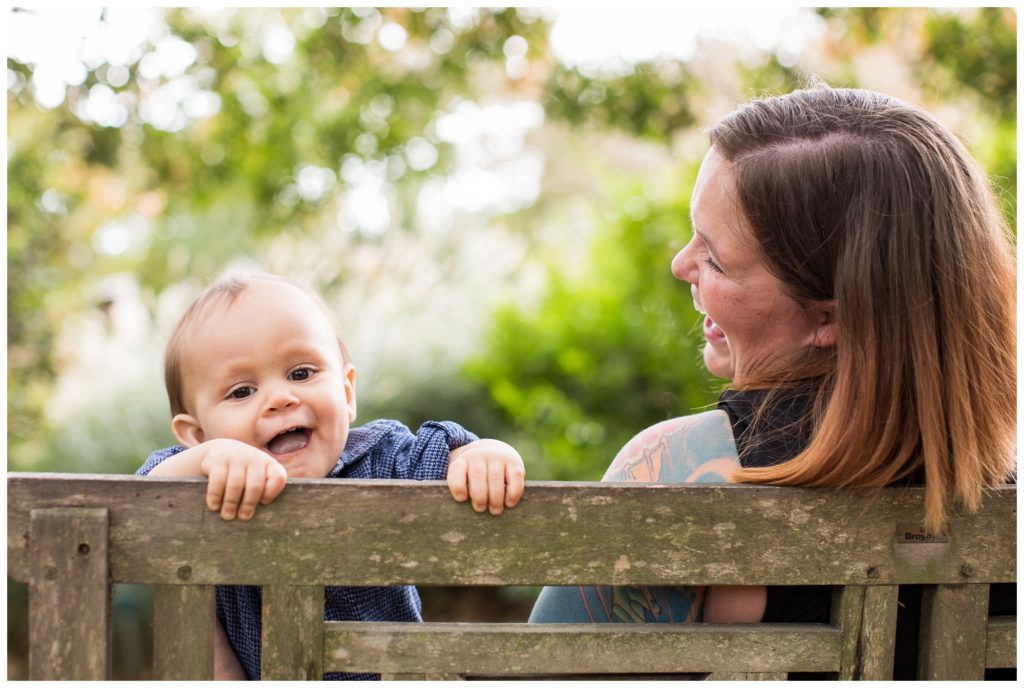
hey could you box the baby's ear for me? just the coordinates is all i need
[171,414,206,447]
[344,364,357,422]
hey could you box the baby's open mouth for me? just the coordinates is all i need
[266,427,311,455]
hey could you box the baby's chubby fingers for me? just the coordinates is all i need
[466,453,490,513]
[205,463,228,513]
[235,463,270,521]
[260,462,288,505]
[196,440,288,521]
[446,452,470,503]
[504,459,525,509]
[447,439,526,515]
[487,459,507,515]
[223,457,288,520]
[219,464,248,520]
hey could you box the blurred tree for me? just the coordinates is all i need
[544,61,698,142]
[465,165,717,480]
[922,8,1015,113]
[922,8,1016,222]
[7,7,1015,482]
[7,7,558,470]
[815,7,1016,222]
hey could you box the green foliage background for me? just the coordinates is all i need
[7,7,1016,481]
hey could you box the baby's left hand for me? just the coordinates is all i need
[447,439,525,515]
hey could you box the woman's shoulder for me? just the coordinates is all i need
[604,410,739,484]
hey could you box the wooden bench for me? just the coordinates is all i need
[7,473,1016,680]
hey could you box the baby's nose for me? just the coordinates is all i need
[265,385,299,411]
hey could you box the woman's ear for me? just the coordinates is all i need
[171,414,206,447]
[807,299,837,349]
[344,364,357,422]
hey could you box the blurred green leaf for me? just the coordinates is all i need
[465,166,719,480]
[7,7,1016,478]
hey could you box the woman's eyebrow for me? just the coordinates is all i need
[692,225,723,265]
[689,213,711,250]
[694,227,711,250]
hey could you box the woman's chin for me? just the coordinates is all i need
[703,346,735,380]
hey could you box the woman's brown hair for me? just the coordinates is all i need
[710,87,1016,532]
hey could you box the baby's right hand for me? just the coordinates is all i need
[195,439,288,521]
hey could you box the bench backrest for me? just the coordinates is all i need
[7,473,1016,679]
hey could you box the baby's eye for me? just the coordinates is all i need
[228,385,255,400]
[289,367,315,382]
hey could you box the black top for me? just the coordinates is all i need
[717,389,1014,681]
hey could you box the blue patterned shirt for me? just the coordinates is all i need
[136,419,477,680]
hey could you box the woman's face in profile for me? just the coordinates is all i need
[671,147,828,382]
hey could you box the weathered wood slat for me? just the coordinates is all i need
[986,616,1016,668]
[153,584,215,679]
[28,507,111,680]
[7,474,1016,587]
[858,584,898,679]
[832,585,864,680]
[459,673,705,680]
[322,622,840,675]
[708,672,788,680]
[918,583,990,679]
[262,585,324,680]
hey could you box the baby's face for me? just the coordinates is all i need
[176,281,355,478]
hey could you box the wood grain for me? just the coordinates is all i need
[323,622,839,675]
[8,475,1016,587]
[28,507,110,680]
[153,584,215,679]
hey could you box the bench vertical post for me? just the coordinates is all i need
[262,585,325,679]
[918,583,989,679]
[985,616,1017,669]
[153,584,216,679]
[832,585,864,680]
[857,585,898,679]
[28,507,111,680]
[832,584,899,679]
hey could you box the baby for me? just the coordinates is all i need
[136,273,525,679]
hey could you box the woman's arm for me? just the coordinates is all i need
[702,585,766,623]
[529,411,741,625]
[603,412,739,484]
[529,584,705,623]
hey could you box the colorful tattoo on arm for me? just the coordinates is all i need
[528,584,704,624]
[529,411,739,625]
[603,411,738,484]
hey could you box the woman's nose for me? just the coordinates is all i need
[671,236,699,284]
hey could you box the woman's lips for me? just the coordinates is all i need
[693,291,726,343]
[703,315,727,343]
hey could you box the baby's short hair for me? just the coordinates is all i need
[164,273,352,417]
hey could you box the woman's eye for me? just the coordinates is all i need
[704,257,723,273]
[228,386,254,400]
[289,367,314,382]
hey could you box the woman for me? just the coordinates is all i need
[530,86,1016,677]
